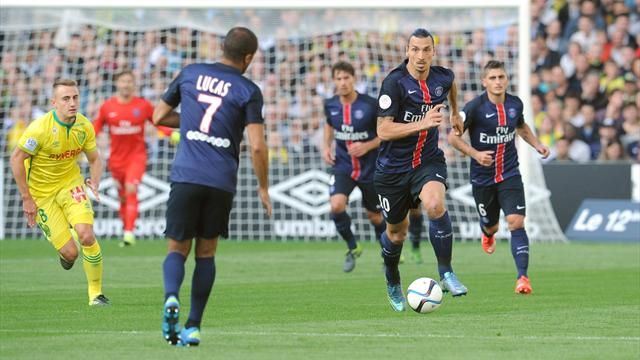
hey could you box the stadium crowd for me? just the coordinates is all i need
[1,1,639,165]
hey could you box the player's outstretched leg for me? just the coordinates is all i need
[380,231,405,311]
[429,211,468,297]
[121,188,138,247]
[510,228,531,294]
[408,211,424,264]
[331,211,361,272]
[162,251,186,344]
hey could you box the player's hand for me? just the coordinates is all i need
[85,178,100,202]
[22,196,37,228]
[258,187,272,217]
[322,147,335,165]
[474,150,495,167]
[347,142,368,158]
[536,144,550,159]
[418,104,446,130]
[450,111,463,136]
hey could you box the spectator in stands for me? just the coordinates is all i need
[580,71,608,110]
[576,103,600,158]
[562,122,591,163]
[598,139,629,161]
[550,137,573,162]
[570,16,599,52]
[532,33,561,72]
[600,60,625,94]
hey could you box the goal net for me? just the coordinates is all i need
[0,4,567,242]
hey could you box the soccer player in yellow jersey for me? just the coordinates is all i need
[10,79,109,306]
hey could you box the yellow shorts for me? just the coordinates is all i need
[34,179,94,250]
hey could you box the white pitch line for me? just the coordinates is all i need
[0,328,637,342]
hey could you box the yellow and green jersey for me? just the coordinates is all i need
[17,110,97,199]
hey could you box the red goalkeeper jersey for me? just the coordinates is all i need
[94,96,154,167]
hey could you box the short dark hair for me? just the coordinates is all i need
[331,61,355,78]
[408,28,434,45]
[114,69,134,81]
[222,27,258,62]
[52,78,77,91]
[483,60,506,77]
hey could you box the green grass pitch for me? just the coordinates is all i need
[0,239,638,359]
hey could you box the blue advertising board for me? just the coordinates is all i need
[565,199,640,242]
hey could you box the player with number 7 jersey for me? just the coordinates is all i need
[152,27,271,347]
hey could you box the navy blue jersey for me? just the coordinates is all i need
[461,92,524,186]
[324,93,378,182]
[376,60,453,173]
[163,62,264,193]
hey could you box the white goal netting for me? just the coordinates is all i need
[0,6,566,242]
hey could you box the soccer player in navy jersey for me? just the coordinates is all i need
[375,28,467,312]
[448,60,549,294]
[152,27,271,346]
[322,61,386,273]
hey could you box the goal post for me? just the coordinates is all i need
[0,1,566,242]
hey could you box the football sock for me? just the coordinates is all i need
[163,252,186,300]
[429,211,454,278]
[81,241,103,301]
[373,221,386,249]
[409,213,424,250]
[186,257,216,329]
[480,222,493,237]
[510,228,529,278]
[380,232,402,285]
[123,190,138,232]
[331,211,357,250]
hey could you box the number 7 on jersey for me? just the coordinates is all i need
[197,93,222,133]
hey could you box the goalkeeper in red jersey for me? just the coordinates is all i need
[94,70,169,246]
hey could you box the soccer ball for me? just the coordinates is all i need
[407,277,443,313]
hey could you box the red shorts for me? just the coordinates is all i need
[109,157,146,186]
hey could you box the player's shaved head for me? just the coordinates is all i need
[223,27,258,63]
[52,78,77,92]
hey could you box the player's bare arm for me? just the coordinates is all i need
[9,147,37,227]
[247,123,272,217]
[448,81,463,136]
[516,123,550,159]
[84,149,103,202]
[377,104,445,141]
[447,129,494,167]
[322,123,335,165]
[152,100,180,128]
[347,137,381,158]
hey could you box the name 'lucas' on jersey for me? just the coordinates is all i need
[377,61,453,173]
[162,62,264,193]
[461,92,525,187]
[324,93,378,182]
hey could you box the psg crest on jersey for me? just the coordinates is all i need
[354,109,364,119]
[434,86,444,97]
[508,108,517,119]
[133,108,141,117]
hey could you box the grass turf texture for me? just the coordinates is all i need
[0,239,638,359]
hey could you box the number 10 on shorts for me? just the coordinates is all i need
[378,194,390,212]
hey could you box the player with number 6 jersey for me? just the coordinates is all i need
[152,27,271,347]
[448,60,550,294]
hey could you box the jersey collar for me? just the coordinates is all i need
[52,110,75,129]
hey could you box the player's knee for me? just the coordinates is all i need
[59,244,78,262]
[422,198,445,219]
[124,183,137,195]
[366,211,383,225]
[329,199,347,214]
[484,223,499,235]
[386,223,407,243]
[75,227,96,246]
[506,215,524,231]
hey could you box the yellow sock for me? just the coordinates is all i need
[82,241,103,303]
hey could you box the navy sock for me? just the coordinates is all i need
[373,221,386,249]
[332,211,357,250]
[480,222,493,237]
[186,257,216,329]
[429,211,454,278]
[163,252,186,300]
[380,232,403,285]
[409,213,424,249]
[510,228,529,278]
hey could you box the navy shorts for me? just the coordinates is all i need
[165,182,234,241]
[330,173,381,213]
[374,157,448,224]
[472,175,526,228]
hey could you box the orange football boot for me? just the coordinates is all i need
[515,275,532,294]
[481,233,496,254]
